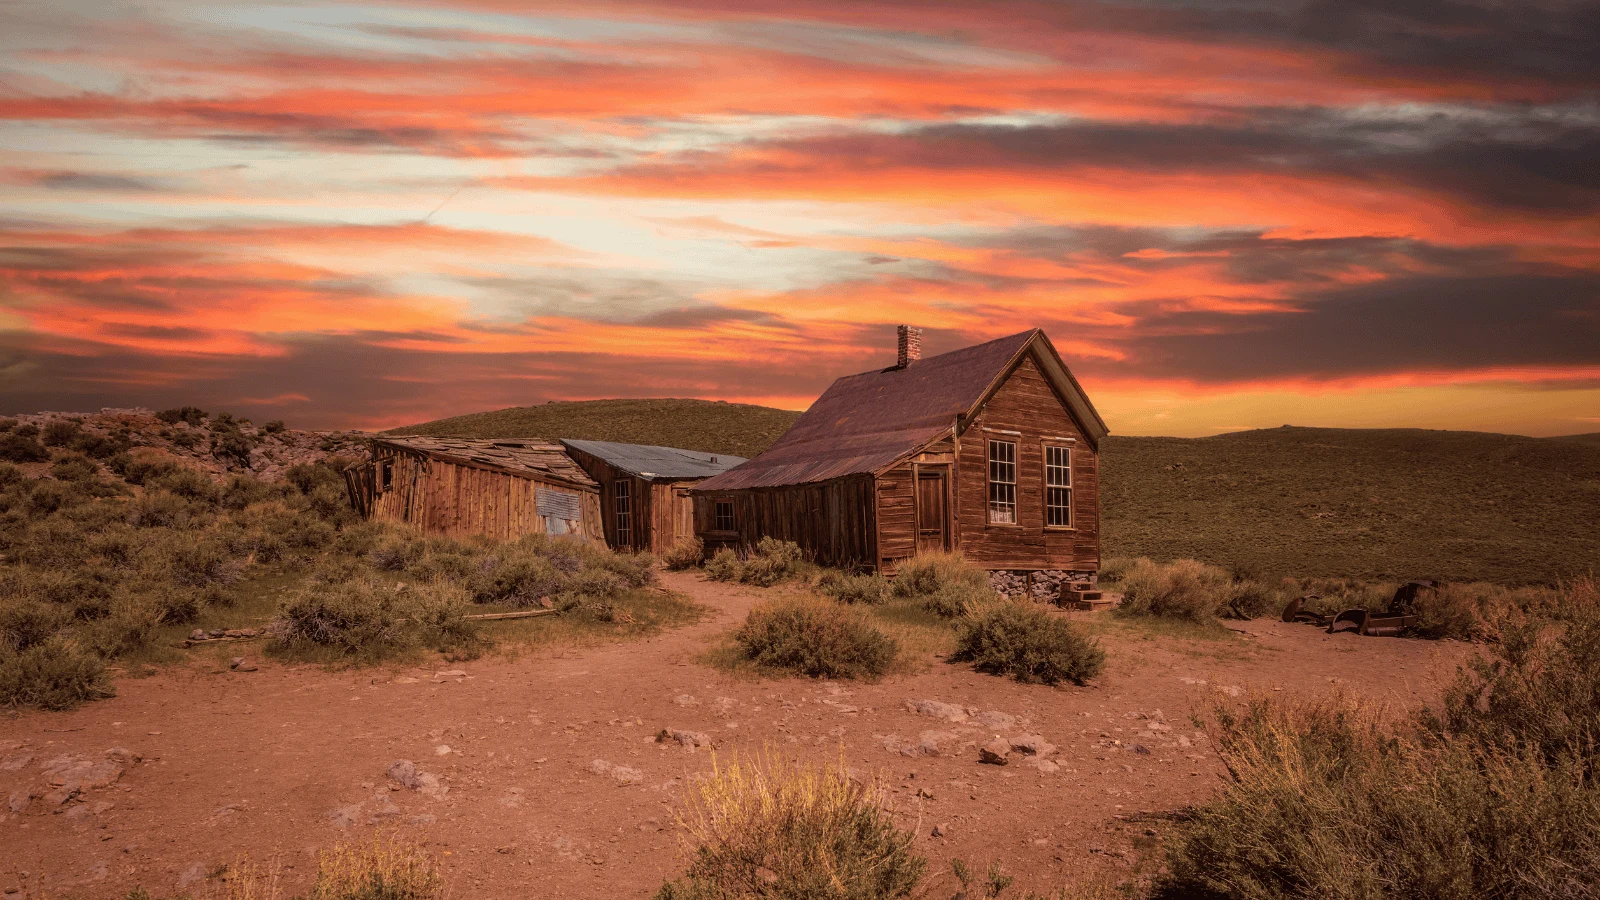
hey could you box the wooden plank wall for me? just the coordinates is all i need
[562,446,649,552]
[874,436,955,574]
[368,452,603,544]
[693,474,878,570]
[954,353,1099,571]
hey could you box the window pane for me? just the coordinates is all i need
[714,500,735,531]
[615,481,631,544]
[988,440,1017,524]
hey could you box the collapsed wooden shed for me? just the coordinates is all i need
[692,327,1108,582]
[560,439,746,553]
[344,436,604,543]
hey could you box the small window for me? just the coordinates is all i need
[988,440,1017,525]
[614,481,632,546]
[1045,444,1072,527]
[377,460,392,492]
[714,499,735,531]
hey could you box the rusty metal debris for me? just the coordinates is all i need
[1281,580,1439,638]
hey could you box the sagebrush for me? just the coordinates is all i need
[735,597,899,679]
[953,602,1104,686]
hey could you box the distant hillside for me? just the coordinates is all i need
[1552,432,1600,447]
[1102,427,1600,584]
[388,399,801,459]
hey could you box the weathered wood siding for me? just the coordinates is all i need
[874,436,955,574]
[365,450,603,543]
[694,475,878,570]
[650,482,698,554]
[954,353,1099,571]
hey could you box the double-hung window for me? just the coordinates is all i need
[987,440,1017,524]
[714,499,736,531]
[1044,444,1073,528]
[614,481,632,546]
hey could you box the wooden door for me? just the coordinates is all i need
[916,468,949,554]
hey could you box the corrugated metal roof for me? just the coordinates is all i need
[560,439,747,482]
[373,435,598,490]
[695,329,1108,492]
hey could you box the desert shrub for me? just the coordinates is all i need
[210,426,255,468]
[148,466,220,504]
[703,547,742,582]
[110,454,177,486]
[0,463,21,488]
[656,750,924,900]
[50,452,100,482]
[157,406,208,427]
[0,418,14,432]
[41,419,83,447]
[703,538,808,587]
[127,491,205,529]
[1425,578,1600,766]
[0,431,49,463]
[1220,579,1285,620]
[0,637,116,710]
[271,576,478,662]
[219,474,279,510]
[308,836,443,900]
[952,602,1104,686]
[261,419,287,435]
[815,570,889,605]
[735,597,898,679]
[22,479,84,517]
[661,536,704,571]
[1097,556,1141,585]
[888,553,997,618]
[1160,695,1600,900]
[470,552,567,606]
[1115,558,1232,621]
[70,430,130,459]
[170,429,201,449]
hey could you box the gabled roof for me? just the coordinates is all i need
[561,439,747,482]
[373,435,598,491]
[695,329,1107,491]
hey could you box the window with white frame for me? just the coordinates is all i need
[614,481,632,546]
[714,499,735,531]
[988,440,1017,524]
[1044,444,1073,527]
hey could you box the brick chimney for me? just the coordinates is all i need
[896,325,923,368]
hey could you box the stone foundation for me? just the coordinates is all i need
[988,569,1096,602]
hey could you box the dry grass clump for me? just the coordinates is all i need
[888,553,998,618]
[270,576,479,664]
[705,537,811,587]
[815,570,889,605]
[735,596,899,680]
[308,836,443,900]
[1114,558,1286,622]
[1157,580,1600,899]
[656,750,924,900]
[661,536,705,571]
[952,602,1104,686]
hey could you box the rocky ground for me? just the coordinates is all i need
[0,572,1472,899]
[6,408,368,481]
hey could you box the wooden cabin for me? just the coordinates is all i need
[344,436,604,543]
[561,439,746,554]
[692,327,1108,581]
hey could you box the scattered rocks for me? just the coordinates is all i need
[655,729,711,751]
[673,694,699,707]
[228,657,258,672]
[1009,734,1056,757]
[903,699,968,723]
[978,739,1011,766]
[1021,757,1060,774]
[932,823,949,838]
[587,760,644,786]
[327,804,363,829]
[176,863,210,888]
[385,760,448,799]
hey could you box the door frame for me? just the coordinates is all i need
[912,463,952,555]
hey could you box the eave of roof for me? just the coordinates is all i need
[372,435,599,491]
[559,439,747,481]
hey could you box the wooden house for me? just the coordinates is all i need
[692,327,1108,581]
[561,439,746,554]
[344,436,604,543]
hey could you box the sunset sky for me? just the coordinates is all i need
[2,0,1597,435]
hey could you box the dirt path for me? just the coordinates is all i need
[0,573,1473,898]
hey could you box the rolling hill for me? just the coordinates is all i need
[395,401,1600,584]
[386,398,801,459]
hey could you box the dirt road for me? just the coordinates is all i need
[0,573,1472,898]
